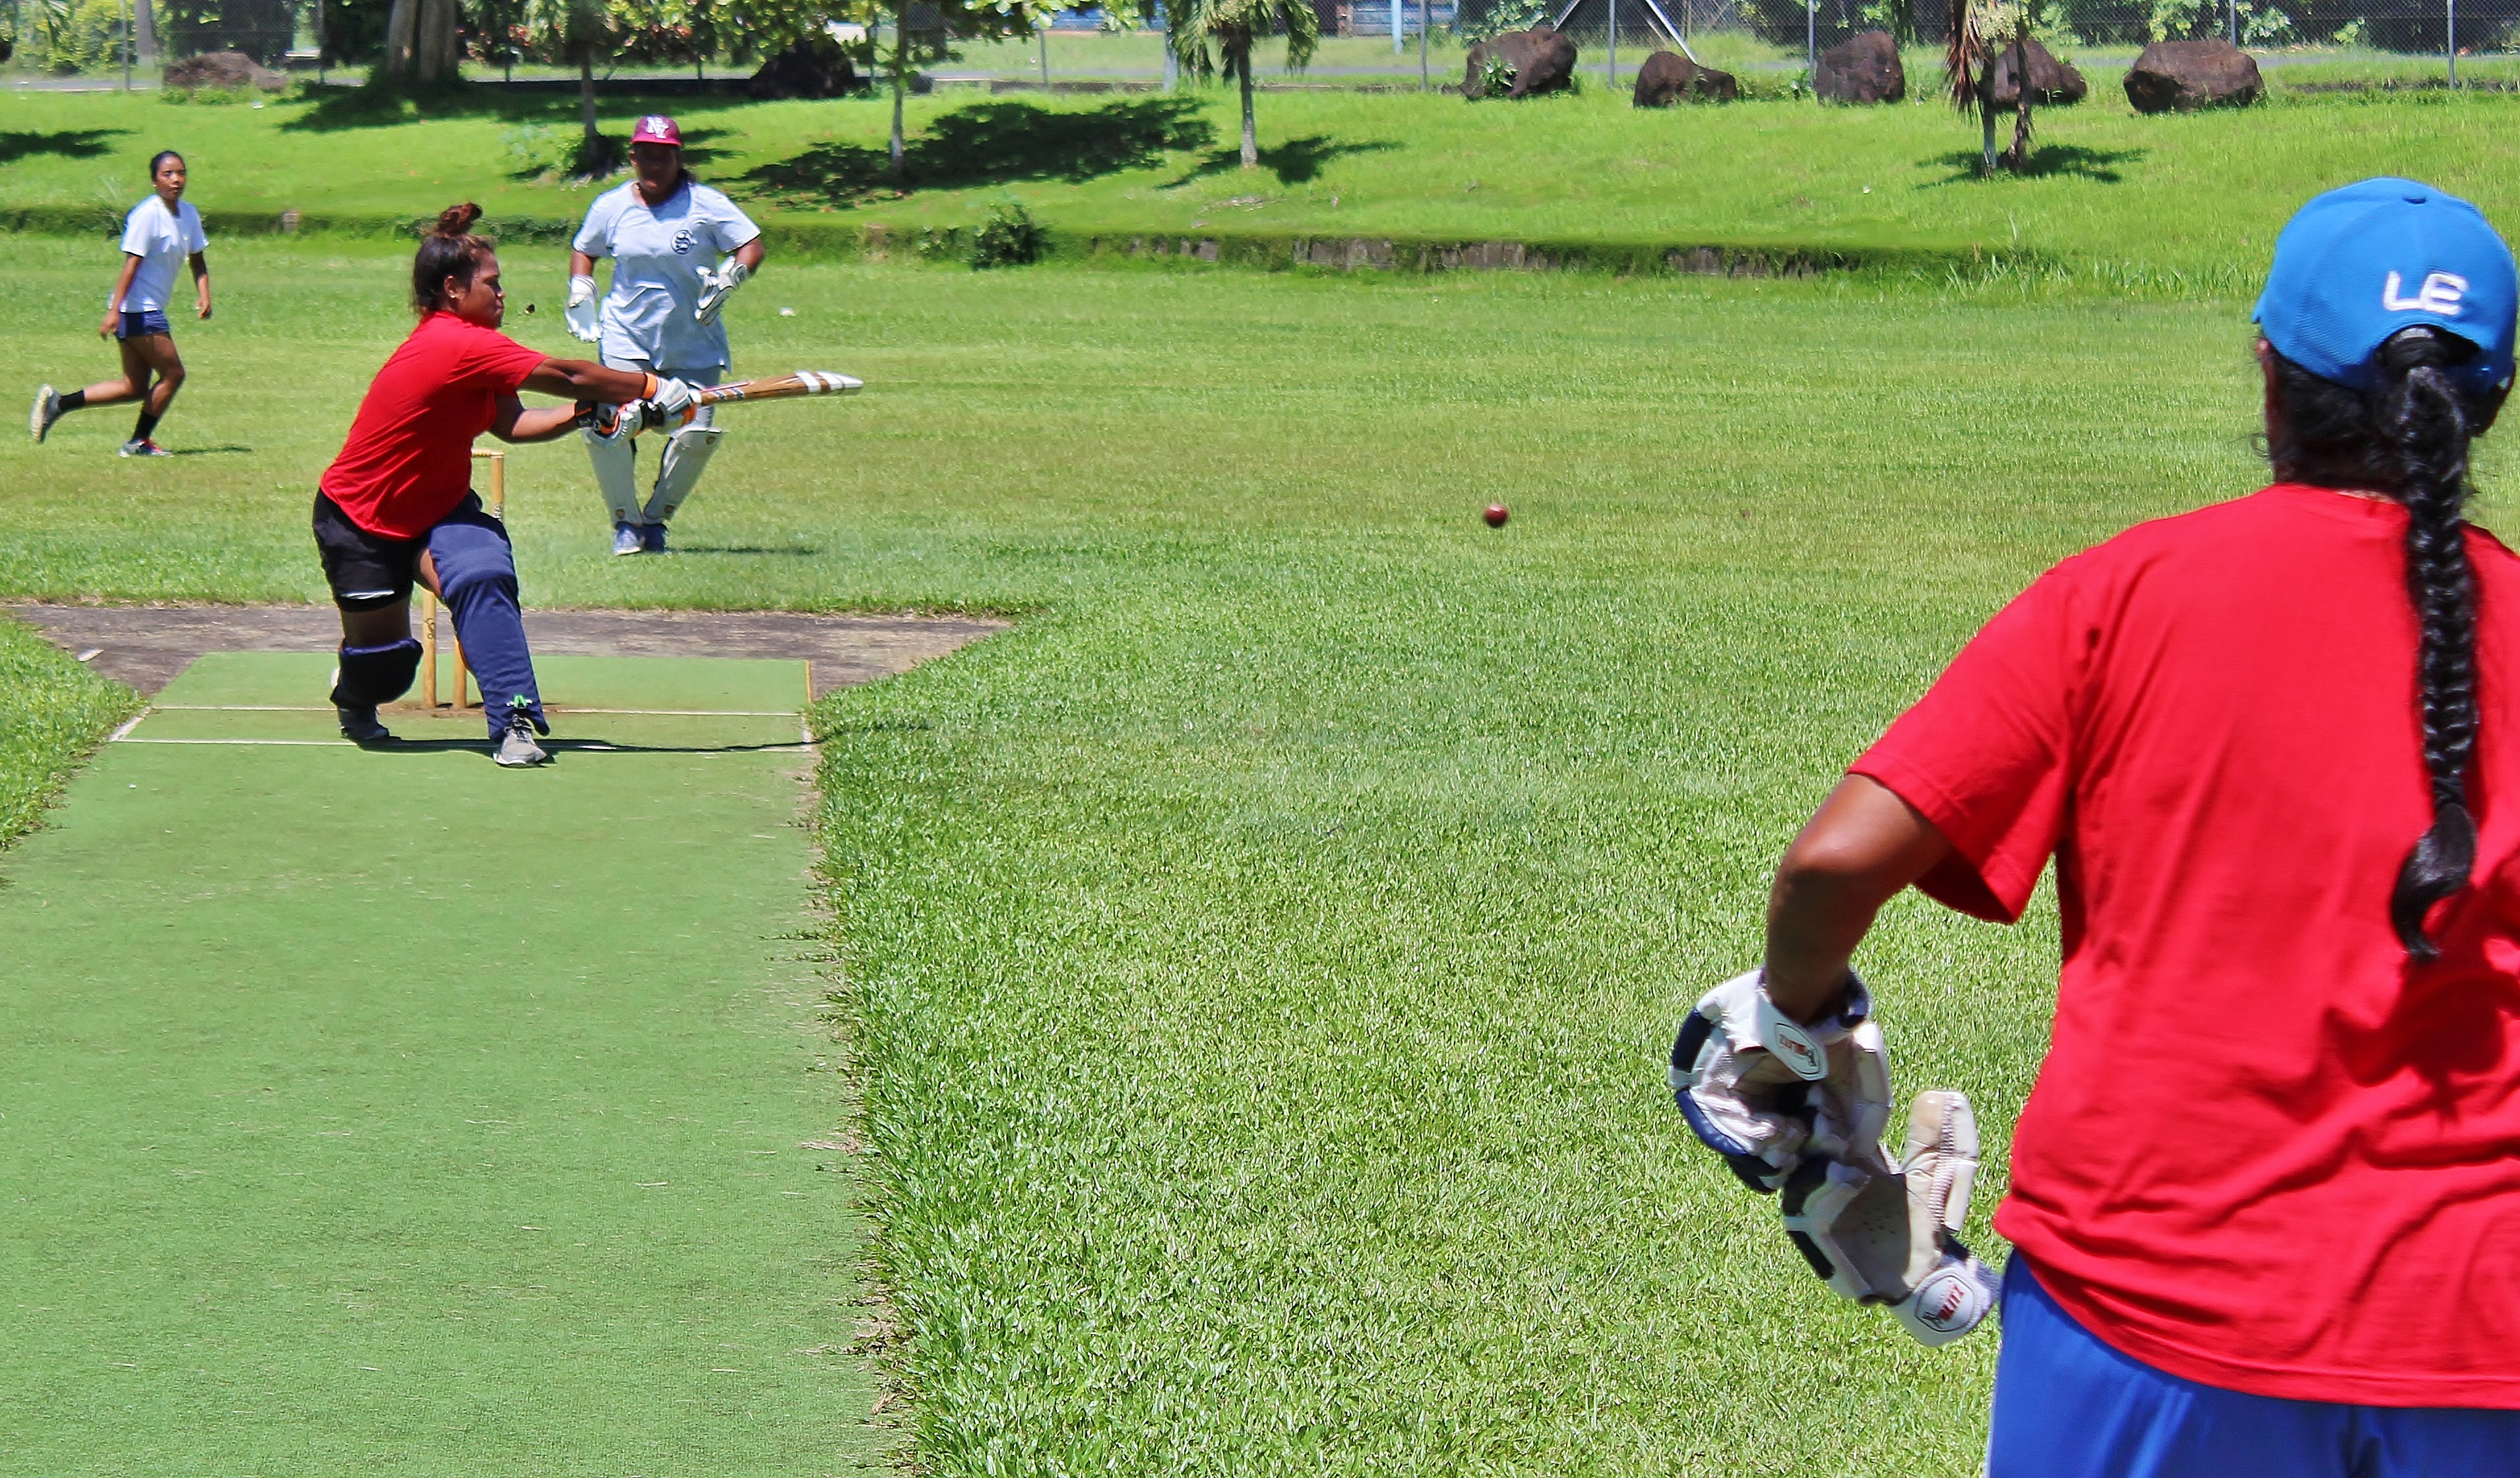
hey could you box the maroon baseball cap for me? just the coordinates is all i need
[631,115,682,147]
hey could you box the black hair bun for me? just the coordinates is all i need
[435,202,484,237]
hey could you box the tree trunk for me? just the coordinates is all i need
[2003,33,2032,170]
[416,0,458,82]
[133,0,154,68]
[578,49,608,170]
[383,0,418,79]
[1976,61,1996,175]
[1237,45,1256,168]
[889,5,909,176]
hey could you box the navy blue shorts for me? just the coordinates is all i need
[114,308,172,340]
[1989,1257,2520,1478]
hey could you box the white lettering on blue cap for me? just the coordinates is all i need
[2384,271,2469,317]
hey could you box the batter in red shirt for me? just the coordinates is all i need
[313,203,697,764]
[1672,180,2520,1475]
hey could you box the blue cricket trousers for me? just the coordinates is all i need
[1989,1257,2520,1478]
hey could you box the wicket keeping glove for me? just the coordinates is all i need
[1670,968,1893,1192]
[565,274,601,343]
[693,258,750,325]
[1778,1089,2001,1347]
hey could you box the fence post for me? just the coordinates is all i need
[1608,0,1616,86]
[2447,0,2457,85]
[1392,0,1401,55]
[1419,0,1429,89]
[1805,0,1814,81]
[121,0,131,88]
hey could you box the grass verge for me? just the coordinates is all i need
[0,618,138,862]
[5,75,2520,286]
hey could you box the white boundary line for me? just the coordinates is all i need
[152,705,805,717]
[113,736,818,753]
[107,710,152,742]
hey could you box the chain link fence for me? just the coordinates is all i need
[1461,0,2509,60]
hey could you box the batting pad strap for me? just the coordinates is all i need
[330,637,422,707]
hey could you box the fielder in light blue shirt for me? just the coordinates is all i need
[567,115,766,556]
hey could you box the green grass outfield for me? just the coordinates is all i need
[0,233,2438,1470]
[7,76,2520,283]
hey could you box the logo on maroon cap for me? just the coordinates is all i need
[631,115,681,146]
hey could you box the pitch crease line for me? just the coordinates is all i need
[153,705,806,717]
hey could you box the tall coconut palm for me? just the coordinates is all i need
[1164,0,1319,170]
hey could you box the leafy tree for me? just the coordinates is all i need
[1154,0,1319,170]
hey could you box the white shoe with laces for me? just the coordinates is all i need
[32,386,60,443]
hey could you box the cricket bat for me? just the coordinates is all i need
[593,371,863,439]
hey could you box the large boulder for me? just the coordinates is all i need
[1632,48,1736,105]
[1815,29,1903,103]
[162,50,286,92]
[1988,36,2085,108]
[1463,26,1577,99]
[2124,39,2263,112]
[747,34,861,100]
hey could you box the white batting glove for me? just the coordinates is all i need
[641,375,703,426]
[693,258,750,325]
[1670,969,1892,1192]
[1779,1089,2001,1346]
[565,274,601,343]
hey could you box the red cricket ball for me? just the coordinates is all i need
[1483,503,1510,528]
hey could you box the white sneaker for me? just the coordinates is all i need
[493,705,549,767]
[119,438,170,458]
[30,385,59,443]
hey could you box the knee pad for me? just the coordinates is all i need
[646,424,724,523]
[331,637,422,707]
[583,425,641,524]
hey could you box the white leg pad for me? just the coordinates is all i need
[583,426,641,524]
[645,424,723,525]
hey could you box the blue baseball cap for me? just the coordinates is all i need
[2254,177,2517,395]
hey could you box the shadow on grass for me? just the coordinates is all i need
[738,97,1212,203]
[664,544,823,556]
[1166,134,1399,187]
[499,126,736,183]
[286,80,761,137]
[168,445,253,456]
[0,129,125,164]
[1924,144,2145,185]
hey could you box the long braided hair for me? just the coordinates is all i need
[2266,327,2507,958]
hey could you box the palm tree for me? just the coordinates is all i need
[1945,0,2025,176]
[1165,0,1319,170]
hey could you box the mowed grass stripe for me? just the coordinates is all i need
[0,655,879,1477]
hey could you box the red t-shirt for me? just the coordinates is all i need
[319,312,548,539]
[1855,484,2520,1408]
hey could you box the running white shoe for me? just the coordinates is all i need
[118,438,170,458]
[612,521,645,557]
[31,385,59,443]
[494,707,549,767]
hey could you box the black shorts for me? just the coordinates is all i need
[312,491,488,612]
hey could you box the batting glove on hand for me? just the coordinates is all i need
[1779,1089,2001,1347]
[643,374,702,423]
[693,258,750,326]
[565,274,601,344]
[1670,969,1892,1192]
[576,399,646,442]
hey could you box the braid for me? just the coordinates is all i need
[2265,327,2507,959]
[2385,338,2482,958]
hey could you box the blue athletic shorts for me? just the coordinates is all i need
[114,308,172,339]
[1989,1257,2520,1478]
